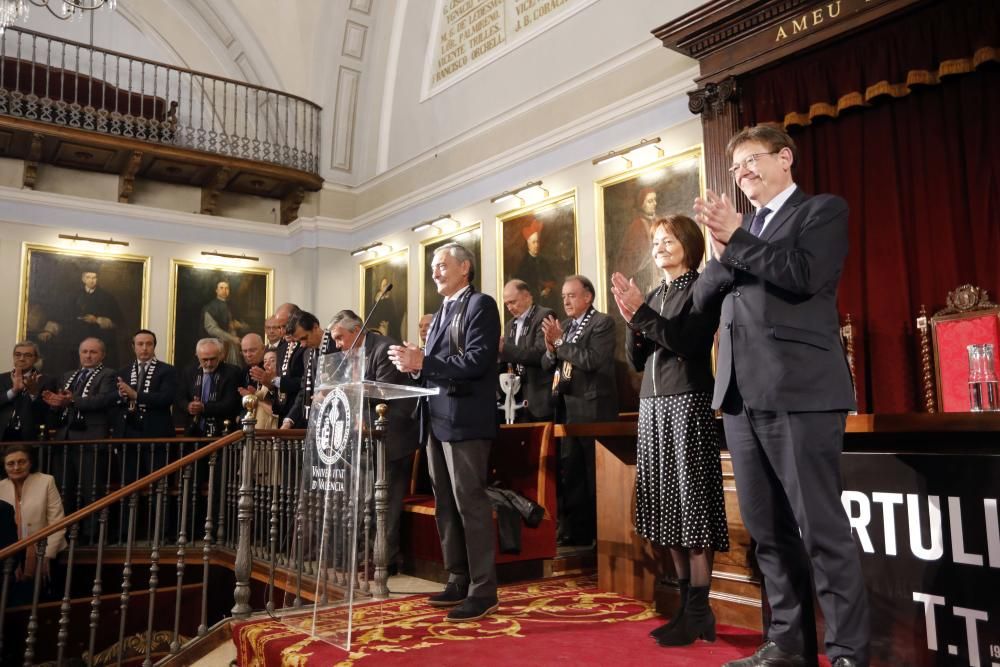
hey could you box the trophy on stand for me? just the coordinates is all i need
[497,363,527,424]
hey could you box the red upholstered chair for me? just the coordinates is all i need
[929,285,1000,413]
[401,422,558,569]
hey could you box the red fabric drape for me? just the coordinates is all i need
[741,2,1000,412]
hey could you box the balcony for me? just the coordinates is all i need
[0,28,322,223]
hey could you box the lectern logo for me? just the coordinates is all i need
[316,388,351,466]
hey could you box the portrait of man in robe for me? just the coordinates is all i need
[18,245,148,379]
[168,261,273,366]
[361,249,408,343]
[498,192,578,323]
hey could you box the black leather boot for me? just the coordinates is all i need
[657,585,716,646]
[650,579,690,639]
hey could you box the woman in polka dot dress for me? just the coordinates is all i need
[610,214,729,648]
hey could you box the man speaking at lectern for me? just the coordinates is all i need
[388,242,501,623]
[694,124,869,667]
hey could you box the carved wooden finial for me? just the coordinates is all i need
[936,285,996,317]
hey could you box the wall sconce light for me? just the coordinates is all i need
[201,250,260,262]
[412,215,457,234]
[351,242,383,257]
[58,233,129,248]
[592,137,663,168]
[490,180,547,207]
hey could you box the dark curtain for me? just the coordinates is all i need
[741,0,1000,412]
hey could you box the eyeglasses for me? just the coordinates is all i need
[728,151,779,176]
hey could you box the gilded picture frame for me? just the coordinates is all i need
[595,145,706,410]
[359,248,409,343]
[167,260,274,367]
[496,190,579,324]
[418,222,483,321]
[16,243,150,380]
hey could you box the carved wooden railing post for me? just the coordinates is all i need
[371,403,390,599]
[916,305,937,412]
[231,395,257,620]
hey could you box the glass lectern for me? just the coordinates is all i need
[276,345,437,651]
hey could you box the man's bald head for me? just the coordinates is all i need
[241,333,265,366]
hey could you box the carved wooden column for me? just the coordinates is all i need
[232,395,257,620]
[371,403,390,600]
[688,77,750,215]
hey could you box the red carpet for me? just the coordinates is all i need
[232,576,806,666]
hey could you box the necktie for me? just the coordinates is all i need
[200,372,213,404]
[72,369,90,393]
[566,320,579,340]
[138,362,148,391]
[513,318,522,345]
[749,207,772,237]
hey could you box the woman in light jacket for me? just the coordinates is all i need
[0,443,66,583]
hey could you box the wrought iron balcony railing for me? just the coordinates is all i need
[0,27,321,175]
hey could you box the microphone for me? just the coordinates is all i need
[347,283,392,354]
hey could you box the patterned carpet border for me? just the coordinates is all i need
[233,575,656,666]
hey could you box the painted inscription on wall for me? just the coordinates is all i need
[432,0,579,86]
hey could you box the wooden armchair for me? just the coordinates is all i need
[922,285,1000,412]
[401,422,558,570]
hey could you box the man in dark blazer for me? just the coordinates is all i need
[329,309,420,574]
[255,303,305,425]
[115,329,177,439]
[694,124,868,667]
[176,338,242,437]
[389,242,500,622]
[499,279,554,422]
[114,329,178,483]
[280,311,334,429]
[541,275,618,546]
[42,336,118,515]
[1,341,55,441]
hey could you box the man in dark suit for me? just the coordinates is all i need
[1,341,55,441]
[541,275,618,547]
[115,329,177,438]
[42,337,118,515]
[389,242,500,622]
[256,303,305,425]
[499,279,554,423]
[176,338,242,438]
[279,311,334,429]
[694,124,869,667]
[114,329,178,485]
[329,309,420,574]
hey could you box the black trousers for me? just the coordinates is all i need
[426,434,497,600]
[557,435,596,545]
[723,406,870,666]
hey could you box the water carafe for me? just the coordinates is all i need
[967,343,999,412]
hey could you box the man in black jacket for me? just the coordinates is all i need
[115,330,177,439]
[499,279,554,422]
[541,275,618,546]
[280,311,333,429]
[115,329,178,483]
[0,341,55,441]
[254,303,305,425]
[176,338,242,437]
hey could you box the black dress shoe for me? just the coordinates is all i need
[831,658,860,667]
[722,640,808,667]
[427,582,468,607]
[446,596,499,622]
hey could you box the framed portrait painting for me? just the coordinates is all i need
[17,243,149,380]
[497,191,578,323]
[168,261,273,367]
[596,145,705,410]
[360,248,408,343]
[419,223,482,320]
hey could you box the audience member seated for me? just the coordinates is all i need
[0,444,67,602]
